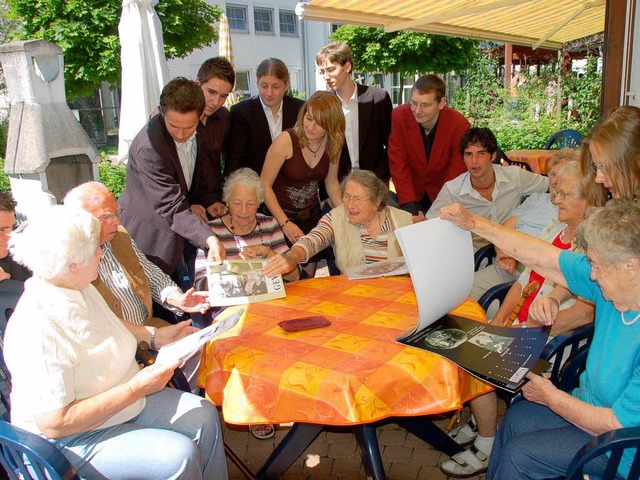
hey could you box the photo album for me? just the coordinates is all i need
[206,259,285,305]
[394,218,550,392]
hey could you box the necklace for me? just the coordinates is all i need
[621,310,640,326]
[471,177,496,191]
[307,139,324,158]
[228,216,263,254]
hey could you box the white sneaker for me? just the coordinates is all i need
[440,445,489,478]
[448,419,478,447]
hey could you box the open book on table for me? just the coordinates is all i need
[394,218,550,392]
[206,259,285,306]
[345,258,409,280]
[155,308,243,364]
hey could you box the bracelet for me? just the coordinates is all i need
[281,219,290,228]
[547,295,561,308]
[149,327,158,350]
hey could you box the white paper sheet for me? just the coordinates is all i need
[395,218,474,338]
[155,309,243,364]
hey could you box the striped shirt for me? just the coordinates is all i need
[98,241,181,325]
[194,214,289,274]
[297,210,391,264]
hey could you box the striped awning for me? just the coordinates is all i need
[296,0,606,50]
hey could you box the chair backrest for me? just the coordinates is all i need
[477,281,512,315]
[540,322,594,388]
[544,129,583,149]
[0,418,79,480]
[565,425,640,480]
[474,244,496,271]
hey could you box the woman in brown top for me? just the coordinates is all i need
[261,91,345,274]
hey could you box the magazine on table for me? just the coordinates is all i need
[345,258,409,280]
[394,218,551,392]
[155,308,243,364]
[206,259,285,306]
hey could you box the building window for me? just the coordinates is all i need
[254,8,274,35]
[227,5,248,33]
[235,71,251,98]
[331,23,343,34]
[279,10,298,37]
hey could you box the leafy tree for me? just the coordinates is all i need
[330,26,478,102]
[6,0,222,98]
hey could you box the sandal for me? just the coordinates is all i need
[440,445,489,478]
[448,418,478,447]
[249,424,275,440]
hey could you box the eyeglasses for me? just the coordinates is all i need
[316,65,341,76]
[589,162,608,175]
[554,191,580,201]
[98,208,123,224]
[342,194,370,206]
[410,100,435,111]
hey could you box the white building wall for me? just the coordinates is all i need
[167,0,332,99]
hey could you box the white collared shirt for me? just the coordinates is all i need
[337,86,359,169]
[175,132,197,190]
[259,97,283,141]
[426,165,549,250]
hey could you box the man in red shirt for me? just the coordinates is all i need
[389,74,470,215]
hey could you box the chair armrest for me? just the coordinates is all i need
[565,426,640,480]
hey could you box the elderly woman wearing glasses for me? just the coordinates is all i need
[440,198,640,480]
[264,169,415,277]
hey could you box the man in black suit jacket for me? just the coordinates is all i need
[316,42,393,183]
[224,94,304,177]
[224,58,305,178]
[119,78,225,282]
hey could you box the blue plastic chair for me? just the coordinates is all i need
[544,129,583,149]
[0,417,79,480]
[474,244,496,271]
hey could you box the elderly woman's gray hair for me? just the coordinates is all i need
[340,170,389,211]
[576,199,640,265]
[223,168,265,204]
[10,205,100,280]
[547,147,579,170]
[555,161,584,197]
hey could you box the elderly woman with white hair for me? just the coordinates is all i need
[207,167,298,282]
[264,169,415,277]
[3,205,228,479]
[440,199,640,479]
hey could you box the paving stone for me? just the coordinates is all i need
[411,445,442,466]
[379,428,407,446]
[331,457,365,476]
[328,441,358,458]
[382,444,413,463]
[388,460,422,480]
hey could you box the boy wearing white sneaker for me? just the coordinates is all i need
[440,391,497,477]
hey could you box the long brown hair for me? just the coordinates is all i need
[293,91,345,164]
[588,105,640,201]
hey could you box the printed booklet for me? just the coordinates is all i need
[394,218,550,392]
[206,259,285,306]
[345,258,409,280]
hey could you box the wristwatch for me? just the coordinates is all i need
[149,327,158,350]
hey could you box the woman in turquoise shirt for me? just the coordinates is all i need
[440,199,640,480]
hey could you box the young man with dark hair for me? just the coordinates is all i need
[426,127,549,250]
[316,42,392,182]
[389,74,471,215]
[195,57,236,218]
[119,77,225,287]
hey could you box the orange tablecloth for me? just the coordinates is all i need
[198,276,493,426]
[506,149,553,174]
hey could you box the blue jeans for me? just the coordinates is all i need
[487,399,612,479]
[55,388,228,479]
